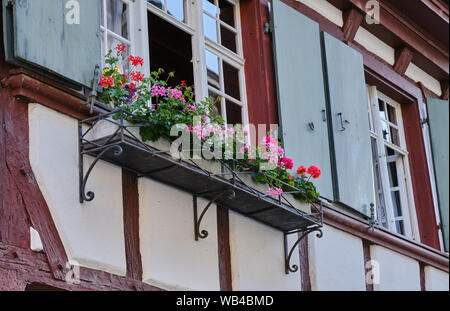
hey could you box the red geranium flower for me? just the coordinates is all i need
[281,157,294,170]
[130,71,144,82]
[297,165,307,176]
[180,80,187,88]
[129,55,144,67]
[116,44,127,52]
[307,165,321,179]
[99,76,114,88]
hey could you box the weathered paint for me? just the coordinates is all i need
[3,0,101,88]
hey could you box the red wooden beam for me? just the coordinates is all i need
[323,205,448,272]
[393,47,414,76]
[0,243,163,291]
[349,0,449,75]
[298,236,311,291]
[240,0,279,128]
[362,240,374,291]
[441,80,449,100]
[122,169,143,281]
[217,206,232,291]
[2,95,69,281]
[342,8,364,42]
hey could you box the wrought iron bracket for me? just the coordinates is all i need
[284,226,323,274]
[193,189,235,241]
[79,120,123,203]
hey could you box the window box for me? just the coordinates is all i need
[79,109,322,234]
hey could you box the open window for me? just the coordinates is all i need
[100,0,248,127]
[367,86,418,238]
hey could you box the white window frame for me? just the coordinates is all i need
[101,0,249,128]
[367,86,420,240]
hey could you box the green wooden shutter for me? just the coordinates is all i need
[322,33,374,216]
[2,0,101,88]
[271,0,333,200]
[426,98,449,251]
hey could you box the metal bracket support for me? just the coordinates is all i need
[193,189,235,241]
[367,203,377,231]
[284,226,323,274]
[79,120,124,203]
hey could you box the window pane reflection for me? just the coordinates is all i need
[167,1,185,22]
[204,14,218,42]
[107,0,129,39]
[219,0,235,27]
[206,50,220,88]
[203,0,217,16]
[208,90,222,117]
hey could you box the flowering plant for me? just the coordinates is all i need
[98,45,321,202]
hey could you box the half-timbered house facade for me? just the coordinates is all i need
[0,0,448,291]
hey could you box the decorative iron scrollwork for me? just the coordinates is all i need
[193,189,235,241]
[79,144,123,203]
[284,227,323,274]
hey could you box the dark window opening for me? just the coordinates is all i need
[147,11,194,86]
[226,100,242,125]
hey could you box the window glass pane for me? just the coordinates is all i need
[391,191,402,217]
[219,0,235,27]
[203,0,217,16]
[386,147,395,156]
[378,100,386,120]
[204,14,218,42]
[388,161,399,187]
[381,121,390,143]
[390,126,400,146]
[148,0,163,9]
[387,104,397,125]
[107,35,130,72]
[220,25,237,52]
[371,138,388,228]
[206,51,220,88]
[223,62,240,100]
[226,100,242,125]
[107,0,129,39]
[208,90,222,117]
[167,1,185,22]
[395,220,405,235]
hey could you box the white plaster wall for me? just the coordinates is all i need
[229,211,301,291]
[139,178,220,291]
[370,245,421,291]
[424,266,449,291]
[308,224,366,291]
[354,27,396,66]
[405,63,442,96]
[28,104,126,276]
[297,0,344,27]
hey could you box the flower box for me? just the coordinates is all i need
[80,111,321,232]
